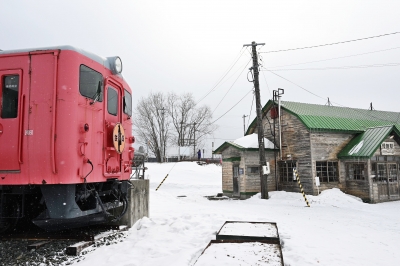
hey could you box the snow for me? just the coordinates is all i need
[233,133,275,149]
[195,242,282,266]
[74,162,400,266]
[218,222,278,238]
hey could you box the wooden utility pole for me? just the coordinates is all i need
[243,41,268,199]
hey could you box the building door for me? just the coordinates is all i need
[377,163,389,200]
[103,79,124,177]
[0,70,23,171]
[233,165,239,197]
[388,163,399,199]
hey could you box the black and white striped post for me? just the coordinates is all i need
[155,174,169,191]
[293,168,310,207]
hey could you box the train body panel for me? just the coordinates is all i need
[0,48,133,185]
[0,46,134,231]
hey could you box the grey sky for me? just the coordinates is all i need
[2,0,400,157]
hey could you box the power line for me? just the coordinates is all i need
[260,31,400,54]
[263,62,400,71]
[265,70,326,100]
[265,46,400,69]
[196,47,246,105]
[212,59,251,115]
[210,88,253,125]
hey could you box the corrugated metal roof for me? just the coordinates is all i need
[337,126,394,158]
[213,140,277,154]
[246,100,400,134]
[282,101,400,131]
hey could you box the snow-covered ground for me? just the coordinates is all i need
[75,162,400,266]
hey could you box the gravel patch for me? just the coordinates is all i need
[0,232,127,265]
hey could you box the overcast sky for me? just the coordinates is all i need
[2,0,400,157]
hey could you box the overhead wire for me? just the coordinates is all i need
[262,62,400,71]
[260,31,400,54]
[266,70,326,101]
[246,92,255,131]
[265,46,400,69]
[212,59,252,115]
[209,88,254,125]
[196,47,247,105]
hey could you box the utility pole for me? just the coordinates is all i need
[242,115,248,136]
[193,122,196,159]
[243,41,268,199]
[158,107,166,163]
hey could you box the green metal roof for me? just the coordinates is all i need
[337,126,397,159]
[246,100,400,134]
[213,141,277,154]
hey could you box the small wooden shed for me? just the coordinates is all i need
[214,134,278,199]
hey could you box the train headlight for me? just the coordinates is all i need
[108,56,123,74]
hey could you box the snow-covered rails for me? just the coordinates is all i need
[0,46,135,232]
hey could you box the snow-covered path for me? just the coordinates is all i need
[75,162,400,266]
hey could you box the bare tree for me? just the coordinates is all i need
[167,92,195,147]
[168,92,217,158]
[134,92,170,162]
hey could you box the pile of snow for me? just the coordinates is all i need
[233,133,275,149]
[75,162,400,266]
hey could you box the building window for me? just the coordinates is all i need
[123,89,132,116]
[346,163,365,180]
[79,65,103,102]
[381,142,395,155]
[247,166,259,175]
[372,163,387,182]
[107,87,118,116]
[1,75,19,118]
[316,161,338,182]
[372,163,399,182]
[279,161,297,182]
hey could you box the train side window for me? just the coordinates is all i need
[123,89,132,117]
[1,75,19,118]
[79,65,103,102]
[107,87,118,116]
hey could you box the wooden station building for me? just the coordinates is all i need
[215,100,400,203]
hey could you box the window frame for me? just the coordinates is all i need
[346,163,366,181]
[123,89,132,117]
[247,166,260,175]
[1,75,20,119]
[79,64,104,102]
[316,161,338,183]
[107,87,118,116]
[279,160,297,183]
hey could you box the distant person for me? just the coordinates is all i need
[197,149,201,160]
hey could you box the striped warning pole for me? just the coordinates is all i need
[294,169,310,207]
[155,174,169,191]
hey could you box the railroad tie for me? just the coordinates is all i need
[155,174,169,191]
[294,169,310,207]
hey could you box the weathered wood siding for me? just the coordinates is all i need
[339,159,370,201]
[241,150,277,199]
[262,109,314,194]
[221,146,243,196]
[373,136,400,156]
[311,131,354,193]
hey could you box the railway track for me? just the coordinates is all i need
[0,225,128,265]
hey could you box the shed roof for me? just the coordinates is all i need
[214,134,277,154]
[337,126,400,159]
[246,100,400,134]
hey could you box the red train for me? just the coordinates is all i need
[0,46,135,232]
